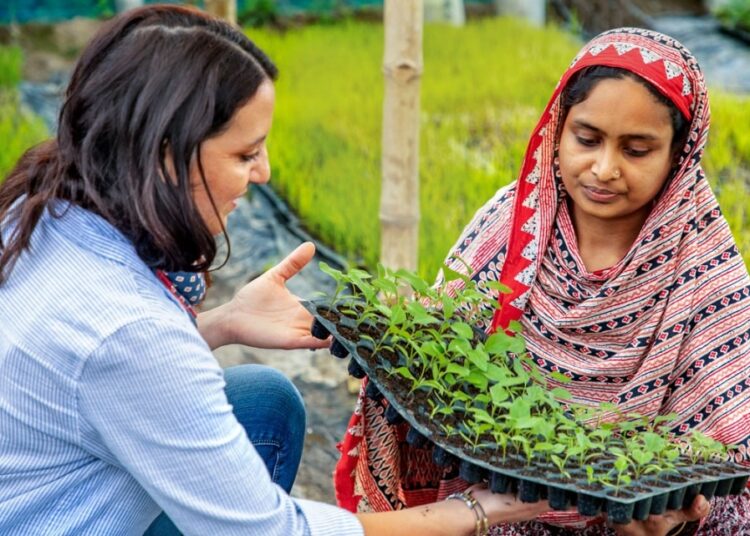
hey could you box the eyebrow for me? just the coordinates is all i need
[571,119,660,141]
[240,135,267,150]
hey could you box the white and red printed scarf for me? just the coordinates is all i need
[335,28,750,532]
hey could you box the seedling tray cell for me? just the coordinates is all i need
[432,445,455,467]
[648,488,670,515]
[547,484,572,511]
[303,300,750,524]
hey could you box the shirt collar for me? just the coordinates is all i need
[45,201,144,270]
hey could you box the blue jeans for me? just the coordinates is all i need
[143,364,306,535]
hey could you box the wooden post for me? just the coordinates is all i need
[204,0,237,25]
[380,0,423,274]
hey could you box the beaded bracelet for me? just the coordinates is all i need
[445,491,490,536]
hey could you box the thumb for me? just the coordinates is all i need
[661,495,709,530]
[685,495,710,521]
[271,242,316,282]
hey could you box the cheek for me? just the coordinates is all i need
[557,143,581,184]
[634,156,673,198]
[187,168,209,207]
[214,161,248,193]
[558,134,585,172]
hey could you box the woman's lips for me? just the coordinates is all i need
[229,191,247,212]
[582,184,619,203]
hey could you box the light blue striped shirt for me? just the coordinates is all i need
[0,203,363,536]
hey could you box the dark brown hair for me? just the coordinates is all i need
[0,4,277,283]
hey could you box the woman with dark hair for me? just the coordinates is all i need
[337,28,750,536]
[0,4,552,536]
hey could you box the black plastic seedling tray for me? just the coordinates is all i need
[303,300,750,524]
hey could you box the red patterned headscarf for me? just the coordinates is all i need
[335,28,750,531]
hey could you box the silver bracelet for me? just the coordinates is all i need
[445,491,489,536]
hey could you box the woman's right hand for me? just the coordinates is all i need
[607,494,709,536]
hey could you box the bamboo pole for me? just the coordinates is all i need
[204,0,237,25]
[379,0,423,274]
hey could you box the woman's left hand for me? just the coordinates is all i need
[608,495,710,536]
[198,242,331,350]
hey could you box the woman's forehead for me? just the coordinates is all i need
[567,77,673,135]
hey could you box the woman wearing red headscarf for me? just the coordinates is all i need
[335,28,750,535]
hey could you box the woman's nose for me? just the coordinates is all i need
[250,149,271,185]
[591,146,621,181]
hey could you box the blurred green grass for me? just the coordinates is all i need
[706,91,750,268]
[0,45,48,182]
[251,18,750,276]
[714,0,750,33]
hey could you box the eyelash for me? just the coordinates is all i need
[240,152,260,163]
[574,136,650,157]
[575,136,597,147]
